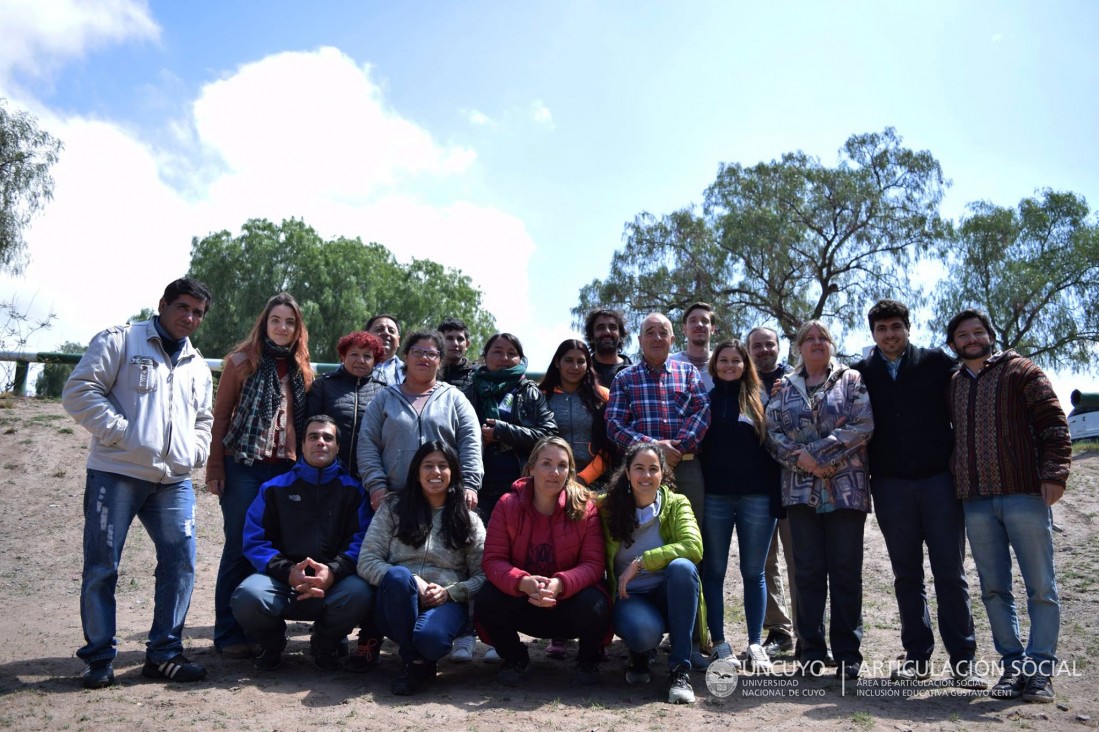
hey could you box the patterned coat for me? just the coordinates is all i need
[765,363,874,512]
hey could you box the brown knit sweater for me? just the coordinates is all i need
[948,350,1071,500]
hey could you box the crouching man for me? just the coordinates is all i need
[231,415,374,671]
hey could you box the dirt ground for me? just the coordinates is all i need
[0,397,1096,731]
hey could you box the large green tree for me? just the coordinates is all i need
[933,189,1099,372]
[574,128,951,346]
[34,341,85,398]
[1,98,63,274]
[187,218,495,362]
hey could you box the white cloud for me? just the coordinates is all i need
[3,46,540,367]
[530,99,554,129]
[0,0,158,83]
[462,108,495,127]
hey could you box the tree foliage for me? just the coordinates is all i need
[933,190,1099,372]
[1,98,63,274]
[187,218,496,362]
[574,128,950,345]
[34,341,85,398]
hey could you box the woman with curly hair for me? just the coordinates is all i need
[207,292,315,657]
[600,441,707,704]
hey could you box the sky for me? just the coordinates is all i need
[2,0,1098,406]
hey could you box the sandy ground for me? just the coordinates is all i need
[0,397,1097,731]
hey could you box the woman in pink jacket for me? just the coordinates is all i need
[475,436,610,686]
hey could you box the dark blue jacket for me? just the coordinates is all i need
[243,457,372,585]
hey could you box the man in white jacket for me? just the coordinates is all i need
[62,278,214,689]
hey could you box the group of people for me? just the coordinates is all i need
[62,279,1071,707]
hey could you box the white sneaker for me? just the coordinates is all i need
[482,646,503,664]
[450,634,475,662]
[745,643,772,673]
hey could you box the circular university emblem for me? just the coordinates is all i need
[706,658,740,698]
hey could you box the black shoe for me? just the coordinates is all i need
[951,660,989,690]
[836,662,860,680]
[313,648,340,671]
[1021,673,1055,703]
[346,636,381,673]
[990,669,1028,699]
[574,660,600,685]
[625,651,651,685]
[497,658,529,686]
[142,655,207,682]
[392,660,435,696]
[82,659,115,689]
[890,659,931,682]
[254,648,282,671]
[761,631,794,656]
[667,664,695,704]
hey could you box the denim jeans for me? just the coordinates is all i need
[613,557,700,670]
[374,566,469,663]
[79,469,197,664]
[213,458,292,649]
[786,505,865,666]
[964,494,1060,669]
[702,494,776,645]
[230,572,374,652]
[873,472,976,664]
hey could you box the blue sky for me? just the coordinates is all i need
[2,0,1098,402]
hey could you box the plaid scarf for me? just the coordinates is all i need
[222,339,307,464]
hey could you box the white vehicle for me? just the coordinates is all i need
[1069,390,1099,442]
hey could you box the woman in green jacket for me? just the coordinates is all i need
[600,442,708,705]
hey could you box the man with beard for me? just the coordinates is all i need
[747,326,797,658]
[854,300,981,688]
[365,314,403,385]
[945,309,1070,704]
[669,302,716,391]
[584,308,632,388]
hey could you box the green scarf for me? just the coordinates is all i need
[470,363,527,421]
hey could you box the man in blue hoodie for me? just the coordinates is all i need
[231,415,373,671]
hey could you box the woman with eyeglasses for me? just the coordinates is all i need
[463,333,557,522]
[357,330,483,514]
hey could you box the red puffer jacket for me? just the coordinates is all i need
[482,477,606,599]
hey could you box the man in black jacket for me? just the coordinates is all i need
[230,415,373,671]
[853,300,982,688]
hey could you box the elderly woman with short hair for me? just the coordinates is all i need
[765,319,873,680]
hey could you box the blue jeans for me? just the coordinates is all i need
[230,573,374,652]
[613,557,699,670]
[79,469,197,664]
[374,566,468,663]
[213,458,292,649]
[702,494,776,645]
[964,495,1059,670]
[873,472,975,664]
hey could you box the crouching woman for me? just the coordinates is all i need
[600,442,708,705]
[357,441,486,695]
[474,436,610,686]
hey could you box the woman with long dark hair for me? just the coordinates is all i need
[207,292,314,657]
[357,441,486,695]
[463,333,557,521]
[538,339,611,487]
[600,442,707,705]
[700,340,781,671]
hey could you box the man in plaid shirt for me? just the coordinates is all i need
[606,312,711,523]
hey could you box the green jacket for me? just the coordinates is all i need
[598,485,710,650]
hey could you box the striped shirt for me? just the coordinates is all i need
[605,358,710,454]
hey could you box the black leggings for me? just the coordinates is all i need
[474,583,610,664]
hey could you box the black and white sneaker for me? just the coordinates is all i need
[667,664,695,704]
[990,668,1027,699]
[142,655,207,683]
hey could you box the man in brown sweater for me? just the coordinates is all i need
[945,309,1071,705]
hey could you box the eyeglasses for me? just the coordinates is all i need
[409,347,441,360]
